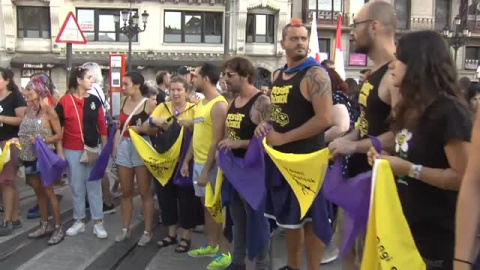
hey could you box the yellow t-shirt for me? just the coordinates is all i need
[150,101,196,122]
[192,95,228,164]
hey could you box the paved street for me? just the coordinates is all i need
[0,174,342,270]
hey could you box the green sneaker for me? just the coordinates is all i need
[187,245,219,258]
[207,253,232,270]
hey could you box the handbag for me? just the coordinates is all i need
[69,94,100,165]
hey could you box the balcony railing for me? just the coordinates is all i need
[410,17,434,31]
[467,14,480,33]
[307,10,351,26]
[465,59,479,71]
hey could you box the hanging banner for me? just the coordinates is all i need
[205,170,225,224]
[129,128,183,186]
[361,159,425,270]
[262,138,330,219]
[0,140,21,174]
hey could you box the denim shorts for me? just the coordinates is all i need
[21,160,39,176]
[193,163,218,198]
[115,137,149,168]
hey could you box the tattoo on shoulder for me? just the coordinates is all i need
[304,66,332,97]
[251,94,271,123]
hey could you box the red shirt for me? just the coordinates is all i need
[56,94,107,150]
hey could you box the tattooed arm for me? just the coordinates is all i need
[271,66,332,145]
[250,94,271,125]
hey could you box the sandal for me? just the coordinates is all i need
[174,238,191,253]
[157,235,177,248]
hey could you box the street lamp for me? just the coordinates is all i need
[114,9,149,71]
[442,15,471,64]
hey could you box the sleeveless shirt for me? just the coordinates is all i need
[270,69,324,153]
[226,92,263,157]
[349,63,391,177]
[18,108,54,161]
[119,99,149,137]
[193,95,228,164]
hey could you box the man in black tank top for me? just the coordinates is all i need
[328,2,400,268]
[255,20,333,270]
[218,57,271,270]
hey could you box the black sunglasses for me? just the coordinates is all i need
[350,19,374,28]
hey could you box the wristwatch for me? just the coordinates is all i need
[408,164,423,179]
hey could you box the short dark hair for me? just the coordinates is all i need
[68,66,89,91]
[222,57,256,84]
[282,18,308,40]
[170,76,189,91]
[321,60,334,67]
[156,71,169,85]
[177,66,190,76]
[125,71,148,96]
[199,63,220,86]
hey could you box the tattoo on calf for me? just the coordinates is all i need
[305,67,332,97]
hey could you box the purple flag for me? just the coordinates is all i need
[323,137,381,255]
[217,137,265,211]
[173,128,193,188]
[35,138,68,187]
[88,124,116,181]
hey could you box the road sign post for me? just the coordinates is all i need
[55,12,87,87]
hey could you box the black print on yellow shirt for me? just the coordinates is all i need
[356,81,374,137]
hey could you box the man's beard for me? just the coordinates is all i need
[354,44,371,54]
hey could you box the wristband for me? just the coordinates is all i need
[408,164,423,179]
[148,117,155,127]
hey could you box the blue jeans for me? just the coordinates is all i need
[64,149,104,220]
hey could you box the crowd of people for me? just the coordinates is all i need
[0,1,480,270]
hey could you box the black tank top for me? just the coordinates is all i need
[120,99,149,137]
[226,92,263,157]
[349,63,391,177]
[270,69,324,154]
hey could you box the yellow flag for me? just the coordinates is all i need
[262,138,330,219]
[129,128,183,186]
[0,140,21,174]
[205,169,224,224]
[361,159,426,270]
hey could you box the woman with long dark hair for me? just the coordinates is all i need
[56,67,108,239]
[114,71,156,246]
[368,30,472,270]
[18,78,64,244]
[0,68,26,236]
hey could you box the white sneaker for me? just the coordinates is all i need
[66,220,85,236]
[321,242,339,264]
[93,222,108,239]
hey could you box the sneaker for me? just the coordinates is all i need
[0,220,21,236]
[320,243,339,264]
[207,253,232,270]
[137,231,152,246]
[103,203,116,214]
[115,228,130,242]
[66,220,85,236]
[48,225,64,246]
[27,206,51,219]
[28,204,39,214]
[93,222,108,239]
[28,221,53,238]
[188,245,219,258]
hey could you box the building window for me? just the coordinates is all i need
[246,14,275,43]
[319,38,330,60]
[17,6,51,38]
[308,0,342,12]
[395,0,410,30]
[76,8,138,42]
[434,0,450,31]
[465,47,480,70]
[467,0,480,31]
[164,11,223,43]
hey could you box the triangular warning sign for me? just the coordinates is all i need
[56,12,87,44]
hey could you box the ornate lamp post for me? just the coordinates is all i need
[114,9,149,71]
[442,15,471,64]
